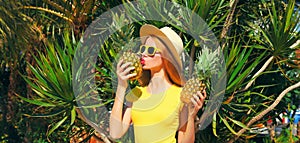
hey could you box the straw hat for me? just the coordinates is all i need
[139,24,185,86]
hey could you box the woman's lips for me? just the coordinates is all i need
[141,58,145,65]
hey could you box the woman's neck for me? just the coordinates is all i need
[147,67,172,94]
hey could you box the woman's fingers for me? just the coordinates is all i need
[123,66,135,75]
[119,67,136,80]
[117,59,124,70]
[191,95,202,109]
[116,60,137,81]
[189,97,201,117]
[119,62,132,72]
[190,91,206,109]
[126,73,137,79]
[197,91,205,101]
[202,90,207,98]
[117,60,131,74]
[188,90,207,117]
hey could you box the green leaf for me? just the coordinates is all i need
[78,99,114,108]
[219,114,237,135]
[212,112,218,137]
[17,95,56,107]
[228,47,252,84]
[48,116,68,136]
[23,109,65,118]
[251,92,274,101]
[227,116,250,130]
[70,106,76,125]
[227,52,266,91]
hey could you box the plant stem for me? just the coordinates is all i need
[297,121,300,137]
[244,56,274,91]
[229,81,300,143]
[220,0,239,51]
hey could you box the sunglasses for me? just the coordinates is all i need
[138,45,161,56]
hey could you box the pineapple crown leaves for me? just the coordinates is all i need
[194,47,220,81]
[109,13,135,52]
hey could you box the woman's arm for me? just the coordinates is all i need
[178,91,206,143]
[109,85,132,139]
[109,60,136,139]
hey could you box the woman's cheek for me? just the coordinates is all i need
[143,57,162,69]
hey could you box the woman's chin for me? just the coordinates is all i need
[143,64,154,70]
[142,66,149,70]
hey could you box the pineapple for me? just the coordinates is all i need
[120,51,142,80]
[180,47,219,104]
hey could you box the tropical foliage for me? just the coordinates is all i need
[0,0,299,142]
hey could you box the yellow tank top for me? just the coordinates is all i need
[131,85,183,143]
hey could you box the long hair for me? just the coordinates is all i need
[137,36,186,87]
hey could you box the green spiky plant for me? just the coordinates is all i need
[19,31,78,138]
[18,31,113,142]
[227,0,300,142]
[10,0,299,142]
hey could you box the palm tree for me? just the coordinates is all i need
[228,0,299,141]
[17,0,300,142]
[0,0,37,142]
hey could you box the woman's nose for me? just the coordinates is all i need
[137,52,146,58]
[141,52,148,57]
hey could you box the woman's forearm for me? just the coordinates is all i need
[109,85,127,138]
[180,117,195,143]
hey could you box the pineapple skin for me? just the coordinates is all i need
[180,77,206,104]
[121,51,142,80]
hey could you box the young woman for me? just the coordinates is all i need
[109,24,206,143]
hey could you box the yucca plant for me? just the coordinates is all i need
[245,0,299,90]
[18,32,77,137]
[225,0,300,142]
[18,31,111,142]
[215,38,268,142]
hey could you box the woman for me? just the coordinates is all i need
[109,24,206,143]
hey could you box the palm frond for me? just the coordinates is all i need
[22,6,73,23]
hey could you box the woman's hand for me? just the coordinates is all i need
[116,59,137,88]
[188,90,207,118]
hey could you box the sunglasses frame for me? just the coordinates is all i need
[138,45,161,56]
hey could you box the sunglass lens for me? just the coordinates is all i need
[148,47,155,55]
[140,46,146,53]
